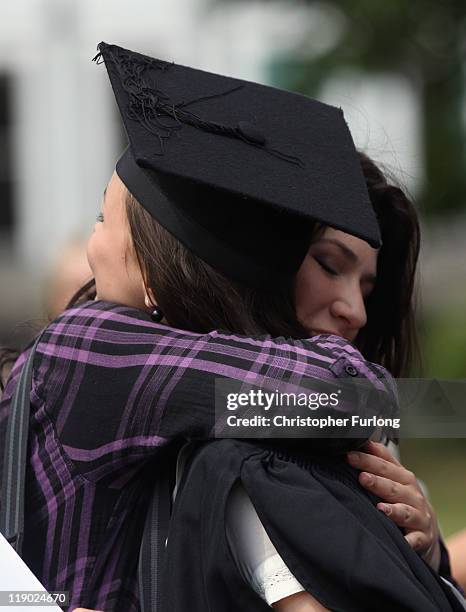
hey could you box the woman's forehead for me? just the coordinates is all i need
[317,227,379,252]
[105,172,128,207]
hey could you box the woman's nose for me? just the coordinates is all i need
[330,289,367,334]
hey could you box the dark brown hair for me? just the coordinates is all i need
[125,191,311,339]
[0,153,420,393]
[355,153,421,377]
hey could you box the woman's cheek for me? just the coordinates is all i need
[295,260,332,332]
[86,233,97,276]
[86,233,114,300]
[86,230,108,279]
[295,259,316,316]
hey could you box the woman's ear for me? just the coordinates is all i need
[142,282,157,308]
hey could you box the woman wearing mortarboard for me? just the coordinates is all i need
[0,43,463,611]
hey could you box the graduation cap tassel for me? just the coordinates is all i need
[92,50,104,65]
[95,43,304,167]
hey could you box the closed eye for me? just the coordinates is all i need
[314,257,337,276]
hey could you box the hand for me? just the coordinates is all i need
[346,440,441,572]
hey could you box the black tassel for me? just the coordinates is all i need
[94,43,304,167]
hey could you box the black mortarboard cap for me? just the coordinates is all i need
[94,42,381,290]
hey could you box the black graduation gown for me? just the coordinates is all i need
[162,439,463,611]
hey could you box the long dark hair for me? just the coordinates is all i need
[125,192,311,339]
[0,153,420,392]
[355,153,421,377]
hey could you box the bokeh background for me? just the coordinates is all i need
[0,0,465,535]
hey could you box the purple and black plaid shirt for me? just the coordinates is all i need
[0,300,395,610]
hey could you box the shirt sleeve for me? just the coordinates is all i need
[226,481,305,605]
[1,300,397,486]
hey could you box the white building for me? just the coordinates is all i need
[0,0,280,338]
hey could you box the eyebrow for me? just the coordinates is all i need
[314,238,377,285]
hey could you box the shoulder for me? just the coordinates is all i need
[198,328,364,373]
[45,299,162,337]
[39,299,210,359]
[43,301,376,371]
[40,304,396,400]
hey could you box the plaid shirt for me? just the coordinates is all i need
[0,300,395,610]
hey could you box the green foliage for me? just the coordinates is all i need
[421,306,466,378]
[401,310,466,537]
[401,438,466,537]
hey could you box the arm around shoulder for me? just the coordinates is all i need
[32,301,397,479]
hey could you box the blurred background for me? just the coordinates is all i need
[0,0,465,534]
